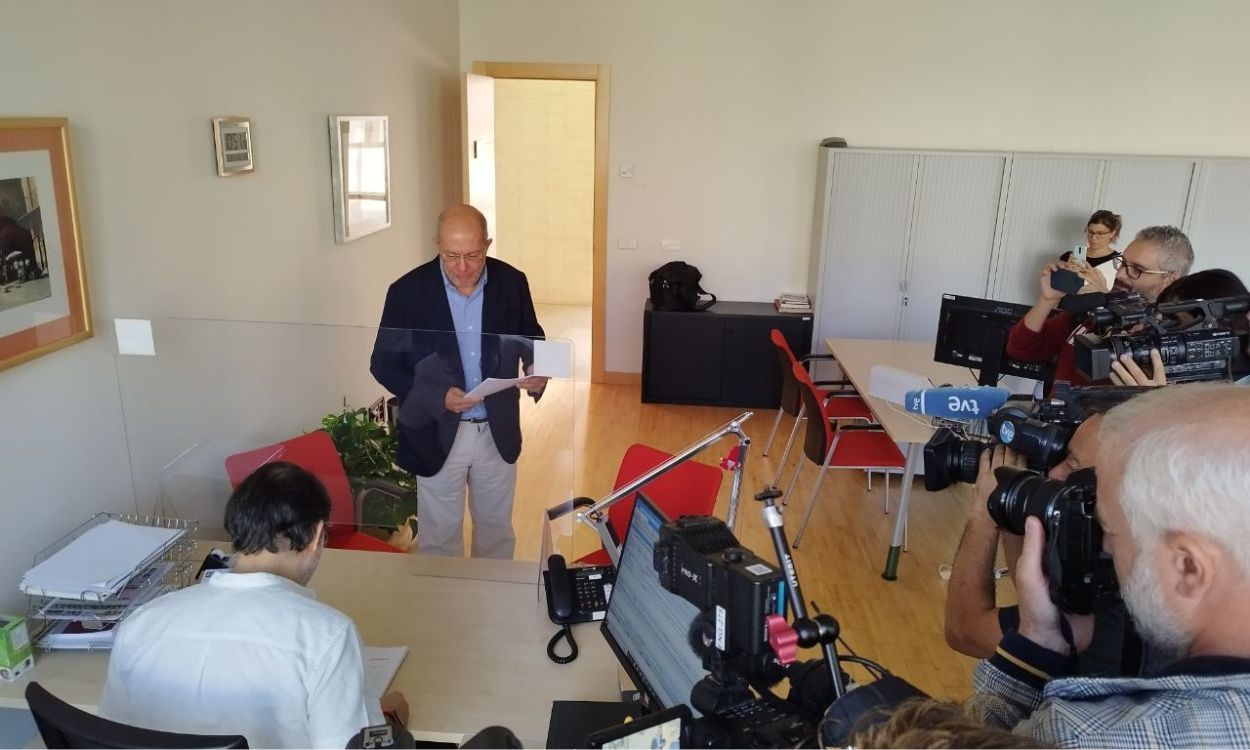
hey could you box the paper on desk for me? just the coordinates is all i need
[21,520,182,599]
[533,339,572,379]
[463,377,522,401]
[364,645,408,697]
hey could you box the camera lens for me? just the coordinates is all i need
[989,408,1072,471]
[986,466,1066,535]
[922,428,986,492]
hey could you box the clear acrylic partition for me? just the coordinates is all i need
[111,319,580,577]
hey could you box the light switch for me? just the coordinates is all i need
[661,239,682,253]
[617,238,638,249]
[618,163,635,178]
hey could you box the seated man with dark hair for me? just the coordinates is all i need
[100,462,408,749]
[974,384,1250,747]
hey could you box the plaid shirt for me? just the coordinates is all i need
[975,632,1250,748]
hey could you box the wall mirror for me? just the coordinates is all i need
[329,115,390,243]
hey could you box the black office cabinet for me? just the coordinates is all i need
[642,301,813,407]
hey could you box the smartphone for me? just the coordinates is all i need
[1071,244,1088,266]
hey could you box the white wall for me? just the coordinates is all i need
[459,0,1250,372]
[0,0,460,612]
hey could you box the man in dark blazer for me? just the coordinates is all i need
[370,204,546,558]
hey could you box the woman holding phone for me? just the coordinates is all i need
[1060,209,1122,293]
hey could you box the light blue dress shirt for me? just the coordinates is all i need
[442,264,488,420]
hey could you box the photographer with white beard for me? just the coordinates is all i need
[974,384,1250,747]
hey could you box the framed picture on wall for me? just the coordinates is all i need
[0,118,92,373]
[211,116,254,176]
[328,115,391,243]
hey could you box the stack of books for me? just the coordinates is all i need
[774,293,812,314]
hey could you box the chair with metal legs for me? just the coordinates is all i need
[787,361,906,548]
[762,329,873,497]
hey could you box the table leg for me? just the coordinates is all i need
[881,442,920,581]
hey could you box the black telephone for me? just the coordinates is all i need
[543,554,614,624]
[543,554,615,664]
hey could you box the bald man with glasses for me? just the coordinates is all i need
[370,204,545,558]
[1007,225,1194,387]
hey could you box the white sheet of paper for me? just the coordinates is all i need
[114,318,156,356]
[363,645,408,697]
[533,339,573,379]
[463,377,522,401]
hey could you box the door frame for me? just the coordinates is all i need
[468,61,611,384]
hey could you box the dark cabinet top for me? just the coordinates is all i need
[644,300,810,319]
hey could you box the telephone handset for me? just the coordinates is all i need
[543,554,615,664]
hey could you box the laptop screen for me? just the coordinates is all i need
[601,493,708,716]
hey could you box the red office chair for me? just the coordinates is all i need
[786,361,906,548]
[764,329,875,497]
[225,431,407,553]
[577,444,724,566]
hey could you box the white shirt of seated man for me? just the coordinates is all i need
[99,484,395,749]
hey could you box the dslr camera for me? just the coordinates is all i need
[922,384,1152,492]
[986,465,1118,614]
[1073,292,1249,383]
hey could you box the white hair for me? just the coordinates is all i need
[1099,384,1250,577]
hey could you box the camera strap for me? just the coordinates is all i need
[1058,614,1081,673]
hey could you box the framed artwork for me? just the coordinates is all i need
[328,115,390,243]
[211,117,254,176]
[0,118,91,373]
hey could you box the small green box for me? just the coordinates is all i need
[0,614,34,682]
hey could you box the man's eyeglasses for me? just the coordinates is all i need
[1086,228,1114,238]
[1112,256,1170,279]
[440,250,486,264]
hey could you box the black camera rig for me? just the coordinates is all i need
[1074,293,1250,383]
[647,492,924,747]
[922,383,1150,492]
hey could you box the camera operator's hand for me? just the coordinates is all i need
[971,444,1024,520]
[1016,517,1095,656]
[1109,349,1168,387]
[1037,263,1068,303]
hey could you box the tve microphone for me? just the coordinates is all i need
[904,386,1011,420]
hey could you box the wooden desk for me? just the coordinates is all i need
[826,338,976,580]
[0,546,621,747]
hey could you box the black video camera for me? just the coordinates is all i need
[987,466,1118,614]
[922,384,1150,492]
[1074,293,1249,383]
[654,515,783,657]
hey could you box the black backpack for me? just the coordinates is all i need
[648,261,717,312]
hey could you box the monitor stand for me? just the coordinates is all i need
[978,326,1007,386]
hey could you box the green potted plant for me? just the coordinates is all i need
[319,404,417,548]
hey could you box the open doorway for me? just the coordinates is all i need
[463,62,610,383]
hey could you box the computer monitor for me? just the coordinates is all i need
[601,493,708,717]
[934,293,1054,385]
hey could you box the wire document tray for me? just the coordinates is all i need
[25,513,198,651]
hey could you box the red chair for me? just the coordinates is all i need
[764,329,875,497]
[786,361,906,548]
[576,444,724,566]
[225,431,407,553]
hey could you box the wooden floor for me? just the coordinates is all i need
[480,380,985,701]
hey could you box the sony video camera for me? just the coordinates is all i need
[654,515,783,657]
[987,465,1118,614]
[1074,293,1249,383]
